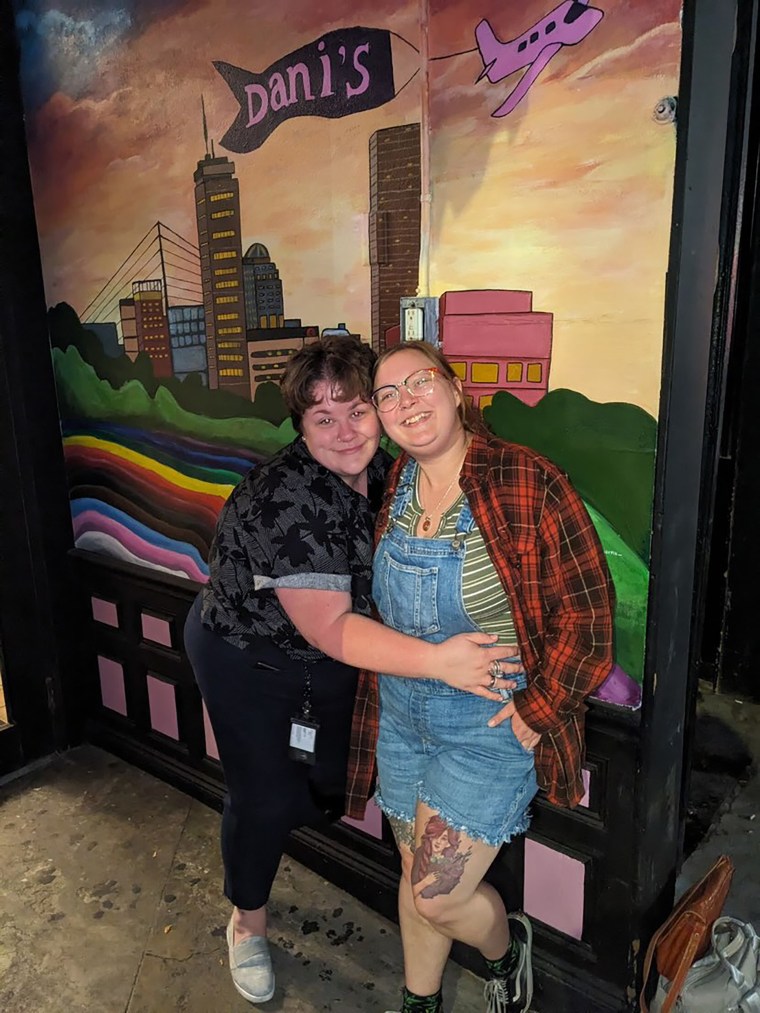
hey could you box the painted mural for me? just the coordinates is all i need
[15,0,682,710]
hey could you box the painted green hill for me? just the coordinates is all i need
[586,502,649,684]
[485,389,656,563]
[53,345,295,456]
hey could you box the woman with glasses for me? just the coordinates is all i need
[184,335,512,1007]
[346,341,615,1013]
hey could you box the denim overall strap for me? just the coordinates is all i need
[387,458,416,525]
[373,466,481,645]
[453,496,476,542]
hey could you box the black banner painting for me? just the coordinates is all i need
[215,27,397,154]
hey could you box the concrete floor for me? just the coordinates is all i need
[2,692,758,1013]
[0,746,487,1013]
[678,689,760,927]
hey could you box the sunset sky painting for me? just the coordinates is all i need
[17,0,681,415]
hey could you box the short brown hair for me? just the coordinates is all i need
[281,334,377,432]
[374,341,482,433]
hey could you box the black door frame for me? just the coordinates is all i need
[638,0,753,944]
[693,0,760,703]
[0,0,86,774]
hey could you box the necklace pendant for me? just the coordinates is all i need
[421,515,432,532]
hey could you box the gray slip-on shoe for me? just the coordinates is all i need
[226,919,275,1004]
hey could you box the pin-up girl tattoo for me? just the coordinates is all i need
[411,814,473,899]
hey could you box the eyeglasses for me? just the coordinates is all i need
[370,368,444,412]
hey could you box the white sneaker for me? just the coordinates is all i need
[226,919,275,1004]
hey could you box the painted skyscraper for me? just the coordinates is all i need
[193,144,250,398]
[118,280,172,378]
[369,123,422,353]
[242,243,285,329]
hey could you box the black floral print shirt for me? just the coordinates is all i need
[201,437,390,661]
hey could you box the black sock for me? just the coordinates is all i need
[400,985,444,1012]
[485,936,520,979]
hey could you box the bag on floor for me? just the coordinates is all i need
[640,855,734,1013]
[650,917,760,1012]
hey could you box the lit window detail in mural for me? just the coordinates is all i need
[213,251,237,260]
[215,280,239,289]
[527,363,543,383]
[210,191,235,202]
[214,267,236,276]
[216,296,237,304]
[471,362,499,383]
[217,313,239,320]
[212,230,236,239]
[479,394,494,408]
[219,354,244,361]
[218,326,243,335]
[449,361,467,379]
[211,209,235,219]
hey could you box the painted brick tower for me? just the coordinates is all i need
[369,123,421,353]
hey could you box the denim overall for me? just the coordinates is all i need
[372,460,538,846]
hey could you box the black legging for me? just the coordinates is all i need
[183,594,358,910]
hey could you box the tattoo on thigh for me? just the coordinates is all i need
[411,814,473,899]
[387,814,415,852]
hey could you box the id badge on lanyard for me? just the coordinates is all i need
[289,662,319,765]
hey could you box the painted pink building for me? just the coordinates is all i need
[439,289,553,408]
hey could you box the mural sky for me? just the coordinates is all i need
[19,0,680,415]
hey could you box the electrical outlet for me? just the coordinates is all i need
[404,305,424,341]
[400,297,439,344]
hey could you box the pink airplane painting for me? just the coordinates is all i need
[475,0,605,118]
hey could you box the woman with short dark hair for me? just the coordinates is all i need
[184,334,509,1006]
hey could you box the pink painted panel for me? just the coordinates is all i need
[91,596,119,627]
[146,675,179,740]
[442,313,553,356]
[579,769,592,808]
[440,290,533,315]
[523,839,585,940]
[97,656,127,716]
[203,702,219,761]
[141,612,173,647]
[342,797,384,840]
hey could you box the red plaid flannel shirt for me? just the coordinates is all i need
[345,431,615,817]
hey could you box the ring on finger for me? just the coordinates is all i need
[488,659,501,680]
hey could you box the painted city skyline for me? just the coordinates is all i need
[18,0,681,416]
[79,126,558,410]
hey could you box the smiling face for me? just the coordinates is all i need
[373,347,464,461]
[300,381,381,491]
